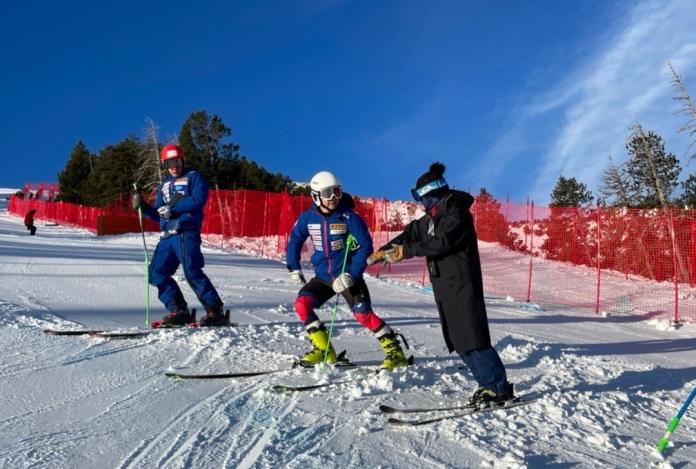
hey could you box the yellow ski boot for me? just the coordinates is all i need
[378,332,409,371]
[299,325,337,367]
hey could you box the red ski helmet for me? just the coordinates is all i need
[160,144,184,162]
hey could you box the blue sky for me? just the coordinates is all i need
[2,0,696,204]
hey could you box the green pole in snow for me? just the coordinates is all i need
[657,386,696,453]
[321,234,355,371]
[133,183,151,328]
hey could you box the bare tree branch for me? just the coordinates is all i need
[669,62,696,164]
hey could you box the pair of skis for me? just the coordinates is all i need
[166,360,534,426]
[43,310,235,339]
[44,328,157,338]
[380,396,536,426]
[165,351,366,390]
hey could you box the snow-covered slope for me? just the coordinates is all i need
[0,212,693,468]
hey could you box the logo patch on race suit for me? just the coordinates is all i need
[308,223,323,251]
[163,176,188,204]
[331,239,344,251]
[173,176,188,195]
[329,223,347,235]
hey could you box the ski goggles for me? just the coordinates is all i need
[163,159,183,169]
[315,185,342,200]
[411,178,448,201]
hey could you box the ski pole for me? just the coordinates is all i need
[133,183,151,328]
[321,234,355,371]
[657,385,696,453]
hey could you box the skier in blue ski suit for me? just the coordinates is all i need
[134,144,227,327]
[286,170,408,370]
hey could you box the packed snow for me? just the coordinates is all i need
[0,208,694,468]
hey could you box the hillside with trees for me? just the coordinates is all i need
[57,111,302,207]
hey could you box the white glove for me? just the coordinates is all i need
[332,273,354,293]
[289,270,306,284]
[157,205,172,219]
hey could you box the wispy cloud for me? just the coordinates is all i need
[489,0,696,203]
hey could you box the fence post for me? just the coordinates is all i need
[525,196,529,248]
[241,190,247,239]
[669,208,679,323]
[595,207,602,314]
[261,192,269,258]
[505,193,509,226]
[526,201,534,303]
[691,217,696,288]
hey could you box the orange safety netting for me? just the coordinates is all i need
[8,190,695,323]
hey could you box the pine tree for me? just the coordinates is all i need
[624,125,681,208]
[542,178,594,264]
[597,157,632,207]
[679,173,696,208]
[179,111,240,189]
[473,189,515,248]
[549,176,594,207]
[57,141,94,204]
[179,120,206,178]
[86,136,142,207]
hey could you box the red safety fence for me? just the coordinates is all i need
[8,189,696,323]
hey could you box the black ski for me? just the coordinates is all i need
[379,402,476,414]
[272,379,353,393]
[387,397,537,426]
[44,320,237,339]
[165,367,294,380]
[44,328,105,336]
[93,330,152,339]
[272,355,415,393]
[165,350,358,381]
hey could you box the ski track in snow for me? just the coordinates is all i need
[0,212,694,468]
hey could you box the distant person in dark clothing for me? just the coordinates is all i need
[24,209,37,235]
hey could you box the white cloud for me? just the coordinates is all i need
[489,0,696,204]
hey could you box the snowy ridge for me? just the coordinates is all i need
[0,212,694,468]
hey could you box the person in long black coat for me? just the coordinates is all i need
[368,162,515,406]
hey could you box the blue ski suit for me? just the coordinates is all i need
[286,195,373,283]
[140,168,223,312]
[286,195,392,332]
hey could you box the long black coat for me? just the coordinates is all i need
[381,190,491,354]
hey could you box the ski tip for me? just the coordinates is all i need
[272,384,294,393]
[387,417,411,426]
[379,404,398,414]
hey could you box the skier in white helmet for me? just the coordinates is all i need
[285,171,410,370]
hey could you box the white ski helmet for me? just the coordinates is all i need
[310,171,342,207]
